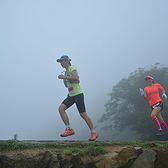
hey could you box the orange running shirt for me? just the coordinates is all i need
[144,83,164,106]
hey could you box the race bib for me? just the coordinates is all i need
[68,86,74,94]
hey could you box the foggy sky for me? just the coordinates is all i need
[0,0,168,141]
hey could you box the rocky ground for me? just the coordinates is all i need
[0,140,168,168]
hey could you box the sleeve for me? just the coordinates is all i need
[69,66,77,73]
[156,83,164,91]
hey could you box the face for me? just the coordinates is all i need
[146,78,153,85]
[60,60,66,68]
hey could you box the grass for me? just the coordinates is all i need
[0,139,168,155]
[83,145,108,156]
[50,146,107,156]
[0,140,37,151]
[65,148,82,155]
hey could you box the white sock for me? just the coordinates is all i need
[66,125,71,130]
[91,129,95,132]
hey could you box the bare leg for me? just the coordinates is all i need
[151,107,163,131]
[157,113,164,123]
[157,112,168,132]
[80,112,94,130]
[152,107,163,121]
[152,107,163,123]
[80,112,98,141]
[58,104,70,126]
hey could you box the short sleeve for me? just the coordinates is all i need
[69,66,77,73]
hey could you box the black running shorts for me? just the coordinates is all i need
[151,101,163,111]
[62,93,86,113]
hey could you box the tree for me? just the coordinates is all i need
[99,63,168,140]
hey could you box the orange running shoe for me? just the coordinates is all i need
[60,128,75,137]
[89,131,98,141]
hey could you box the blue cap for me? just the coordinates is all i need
[57,55,71,62]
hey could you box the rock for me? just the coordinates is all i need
[1,145,168,168]
[42,151,60,168]
[70,154,85,168]
[134,147,143,156]
[94,152,118,168]
[154,148,168,168]
[94,146,138,168]
[0,152,44,168]
[115,146,138,167]
[132,149,157,168]
[58,154,73,168]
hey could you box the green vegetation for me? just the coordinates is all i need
[65,148,82,155]
[50,145,107,156]
[0,139,168,153]
[83,145,108,156]
[0,140,36,151]
[13,134,18,141]
[50,149,64,153]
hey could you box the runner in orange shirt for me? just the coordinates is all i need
[139,75,168,136]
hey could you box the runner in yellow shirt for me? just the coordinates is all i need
[57,55,98,141]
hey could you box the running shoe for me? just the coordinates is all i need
[156,130,164,136]
[60,128,75,137]
[89,131,98,141]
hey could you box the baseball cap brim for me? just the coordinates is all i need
[56,56,71,62]
[144,76,153,80]
[57,58,64,62]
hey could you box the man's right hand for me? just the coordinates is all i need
[58,74,65,79]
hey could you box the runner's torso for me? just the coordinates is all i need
[64,65,83,97]
[144,83,164,106]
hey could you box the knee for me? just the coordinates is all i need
[58,104,66,114]
[80,113,84,118]
[151,113,156,120]
[80,112,86,119]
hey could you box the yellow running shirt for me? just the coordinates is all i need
[65,66,83,97]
